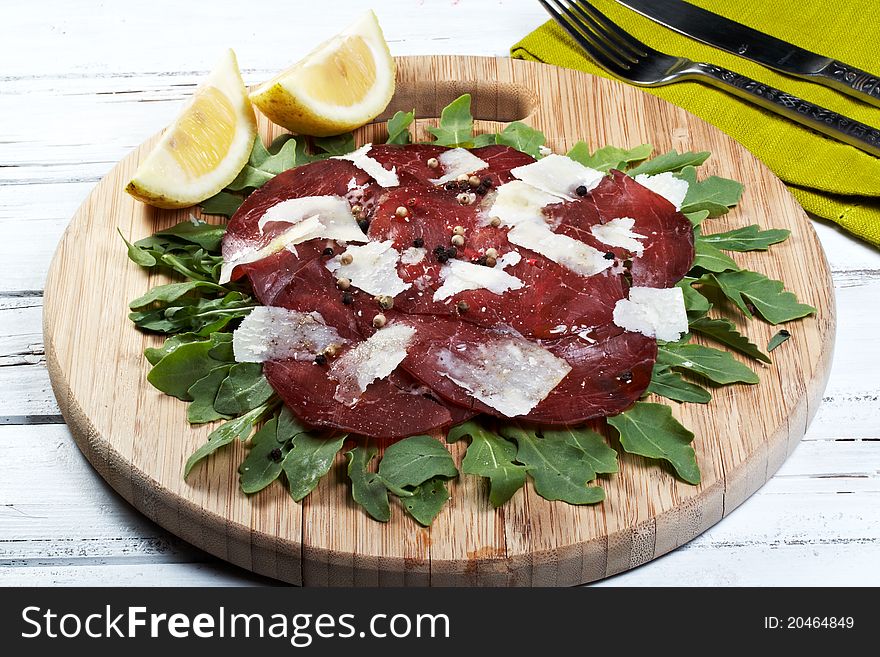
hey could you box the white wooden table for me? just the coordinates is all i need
[1,0,877,586]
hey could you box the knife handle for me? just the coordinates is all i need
[693,63,880,157]
[810,60,880,109]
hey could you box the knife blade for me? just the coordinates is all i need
[613,0,880,107]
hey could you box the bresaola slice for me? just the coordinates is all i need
[222,144,695,438]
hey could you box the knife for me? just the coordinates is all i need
[613,0,880,108]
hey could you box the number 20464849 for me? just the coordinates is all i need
[764,617,855,630]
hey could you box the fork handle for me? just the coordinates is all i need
[810,60,880,109]
[693,63,880,157]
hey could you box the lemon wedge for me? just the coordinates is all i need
[250,11,395,137]
[126,49,257,209]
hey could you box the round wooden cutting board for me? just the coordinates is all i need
[43,56,834,586]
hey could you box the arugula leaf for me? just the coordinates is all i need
[657,342,760,385]
[313,133,356,156]
[702,271,816,324]
[501,426,605,504]
[768,329,791,352]
[147,338,231,400]
[401,476,450,526]
[212,362,275,416]
[542,427,619,474]
[377,434,458,489]
[155,219,227,251]
[144,332,206,366]
[692,238,741,273]
[471,133,498,147]
[207,332,234,362]
[346,445,390,522]
[627,150,710,176]
[128,281,226,310]
[608,402,700,484]
[646,368,712,404]
[132,222,226,282]
[677,278,712,319]
[386,110,415,145]
[683,209,710,226]
[200,191,244,218]
[699,225,790,252]
[495,122,545,158]
[187,365,233,424]
[688,316,770,363]
[677,166,744,216]
[239,418,289,494]
[282,432,346,502]
[119,228,158,267]
[277,405,308,442]
[447,420,527,507]
[183,399,278,477]
[227,134,298,191]
[129,291,254,334]
[567,142,652,172]
[426,94,474,147]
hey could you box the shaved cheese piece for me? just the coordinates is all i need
[485,180,563,227]
[400,246,426,265]
[511,154,604,200]
[233,307,347,363]
[256,195,365,244]
[613,286,688,342]
[429,148,489,185]
[633,172,689,210]
[437,333,571,416]
[507,220,612,277]
[325,240,410,297]
[333,143,399,187]
[329,323,416,406]
[220,216,325,284]
[433,254,524,301]
[591,217,647,254]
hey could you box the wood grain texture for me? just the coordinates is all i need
[42,56,835,586]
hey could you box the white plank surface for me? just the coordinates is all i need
[1,0,878,587]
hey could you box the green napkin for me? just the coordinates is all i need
[511,0,880,247]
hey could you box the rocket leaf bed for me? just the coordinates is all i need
[122,94,814,526]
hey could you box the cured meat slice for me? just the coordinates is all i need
[263,360,459,438]
[221,144,695,437]
[590,171,695,287]
[396,316,655,423]
[223,159,375,284]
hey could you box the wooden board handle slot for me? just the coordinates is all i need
[377,79,539,123]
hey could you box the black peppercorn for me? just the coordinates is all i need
[314,354,327,366]
[341,291,354,305]
[604,252,615,260]
[358,218,370,232]
[413,237,424,248]
[575,185,588,196]
[481,177,492,187]
[322,247,334,256]
[617,370,633,384]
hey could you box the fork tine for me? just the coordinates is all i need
[540,0,631,71]
[573,0,650,58]
[567,0,646,61]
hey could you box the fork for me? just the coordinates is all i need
[539,0,880,157]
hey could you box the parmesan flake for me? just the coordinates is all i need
[329,323,416,406]
[333,143,399,187]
